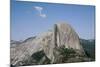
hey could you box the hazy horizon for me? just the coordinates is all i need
[11,0,95,41]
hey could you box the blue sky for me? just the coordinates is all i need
[11,0,95,41]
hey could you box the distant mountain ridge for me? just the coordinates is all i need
[10,40,22,48]
[80,39,95,60]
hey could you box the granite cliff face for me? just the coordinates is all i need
[54,23,84,52]
[11,23,87,66]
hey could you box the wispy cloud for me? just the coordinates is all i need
[34,6,47,18]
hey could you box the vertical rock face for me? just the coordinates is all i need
[53,23,85,62]
[10,22,86,66]
[55,23,84,53]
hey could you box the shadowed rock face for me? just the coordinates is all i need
[10,23,86,66]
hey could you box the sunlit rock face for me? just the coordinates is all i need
[55,23,85,53]
[10,22,86,66]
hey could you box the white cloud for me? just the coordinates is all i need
[34,6,43,12]
[34,6,47,18]
[40,13,46,18]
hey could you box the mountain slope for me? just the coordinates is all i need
[10,23,92,66]
[80,39,95,60]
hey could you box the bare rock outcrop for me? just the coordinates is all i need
[54,23,85,54]
[10,22,86,66]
